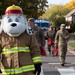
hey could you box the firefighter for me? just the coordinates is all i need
[0,5,42,75]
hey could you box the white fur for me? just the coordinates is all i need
[1,15,32,37]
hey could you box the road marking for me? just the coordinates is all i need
[40,66,44,75]
[48,62,75,66]
[57,67,75,75]
[48,63,61,64]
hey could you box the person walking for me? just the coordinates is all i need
[46,26,55,56]
[55,24,70,66]
[28,18,46,75]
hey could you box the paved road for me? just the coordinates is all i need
[40,40,75,75]
[41,51,75,75]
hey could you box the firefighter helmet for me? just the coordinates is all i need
[5,5,23,15]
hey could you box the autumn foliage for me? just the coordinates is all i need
[65,0,75,9]
[39,0,75,27]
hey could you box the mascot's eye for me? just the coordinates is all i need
[8,18,12,22]
[15,17,20,22]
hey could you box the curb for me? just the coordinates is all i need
[68,46,75,55]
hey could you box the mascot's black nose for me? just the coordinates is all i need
[11,23,17,27]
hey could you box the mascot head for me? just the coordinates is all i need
[1,5,32,37]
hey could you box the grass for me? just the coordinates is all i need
[69,42,75,48]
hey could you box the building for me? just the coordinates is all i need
[64,9,75,33]
[65,9,75,24]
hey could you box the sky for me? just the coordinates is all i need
[47,0,71,5]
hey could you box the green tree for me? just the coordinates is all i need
[0,0,48,18]
[39,4,72,27]
[38,0,48,16]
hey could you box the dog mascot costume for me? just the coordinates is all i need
[0,5,42,75]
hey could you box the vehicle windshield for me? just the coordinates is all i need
[35,19,50,29]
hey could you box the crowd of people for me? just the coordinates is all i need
[27,18,70,75]
[0,17,71,75]
[0,17,70,75]
[0,4,71,75]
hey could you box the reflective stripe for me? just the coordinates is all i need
[32,56,42,63]
[1,64,35,74]
[2,47,30,54]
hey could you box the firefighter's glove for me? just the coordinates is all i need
[34,63,42,73]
